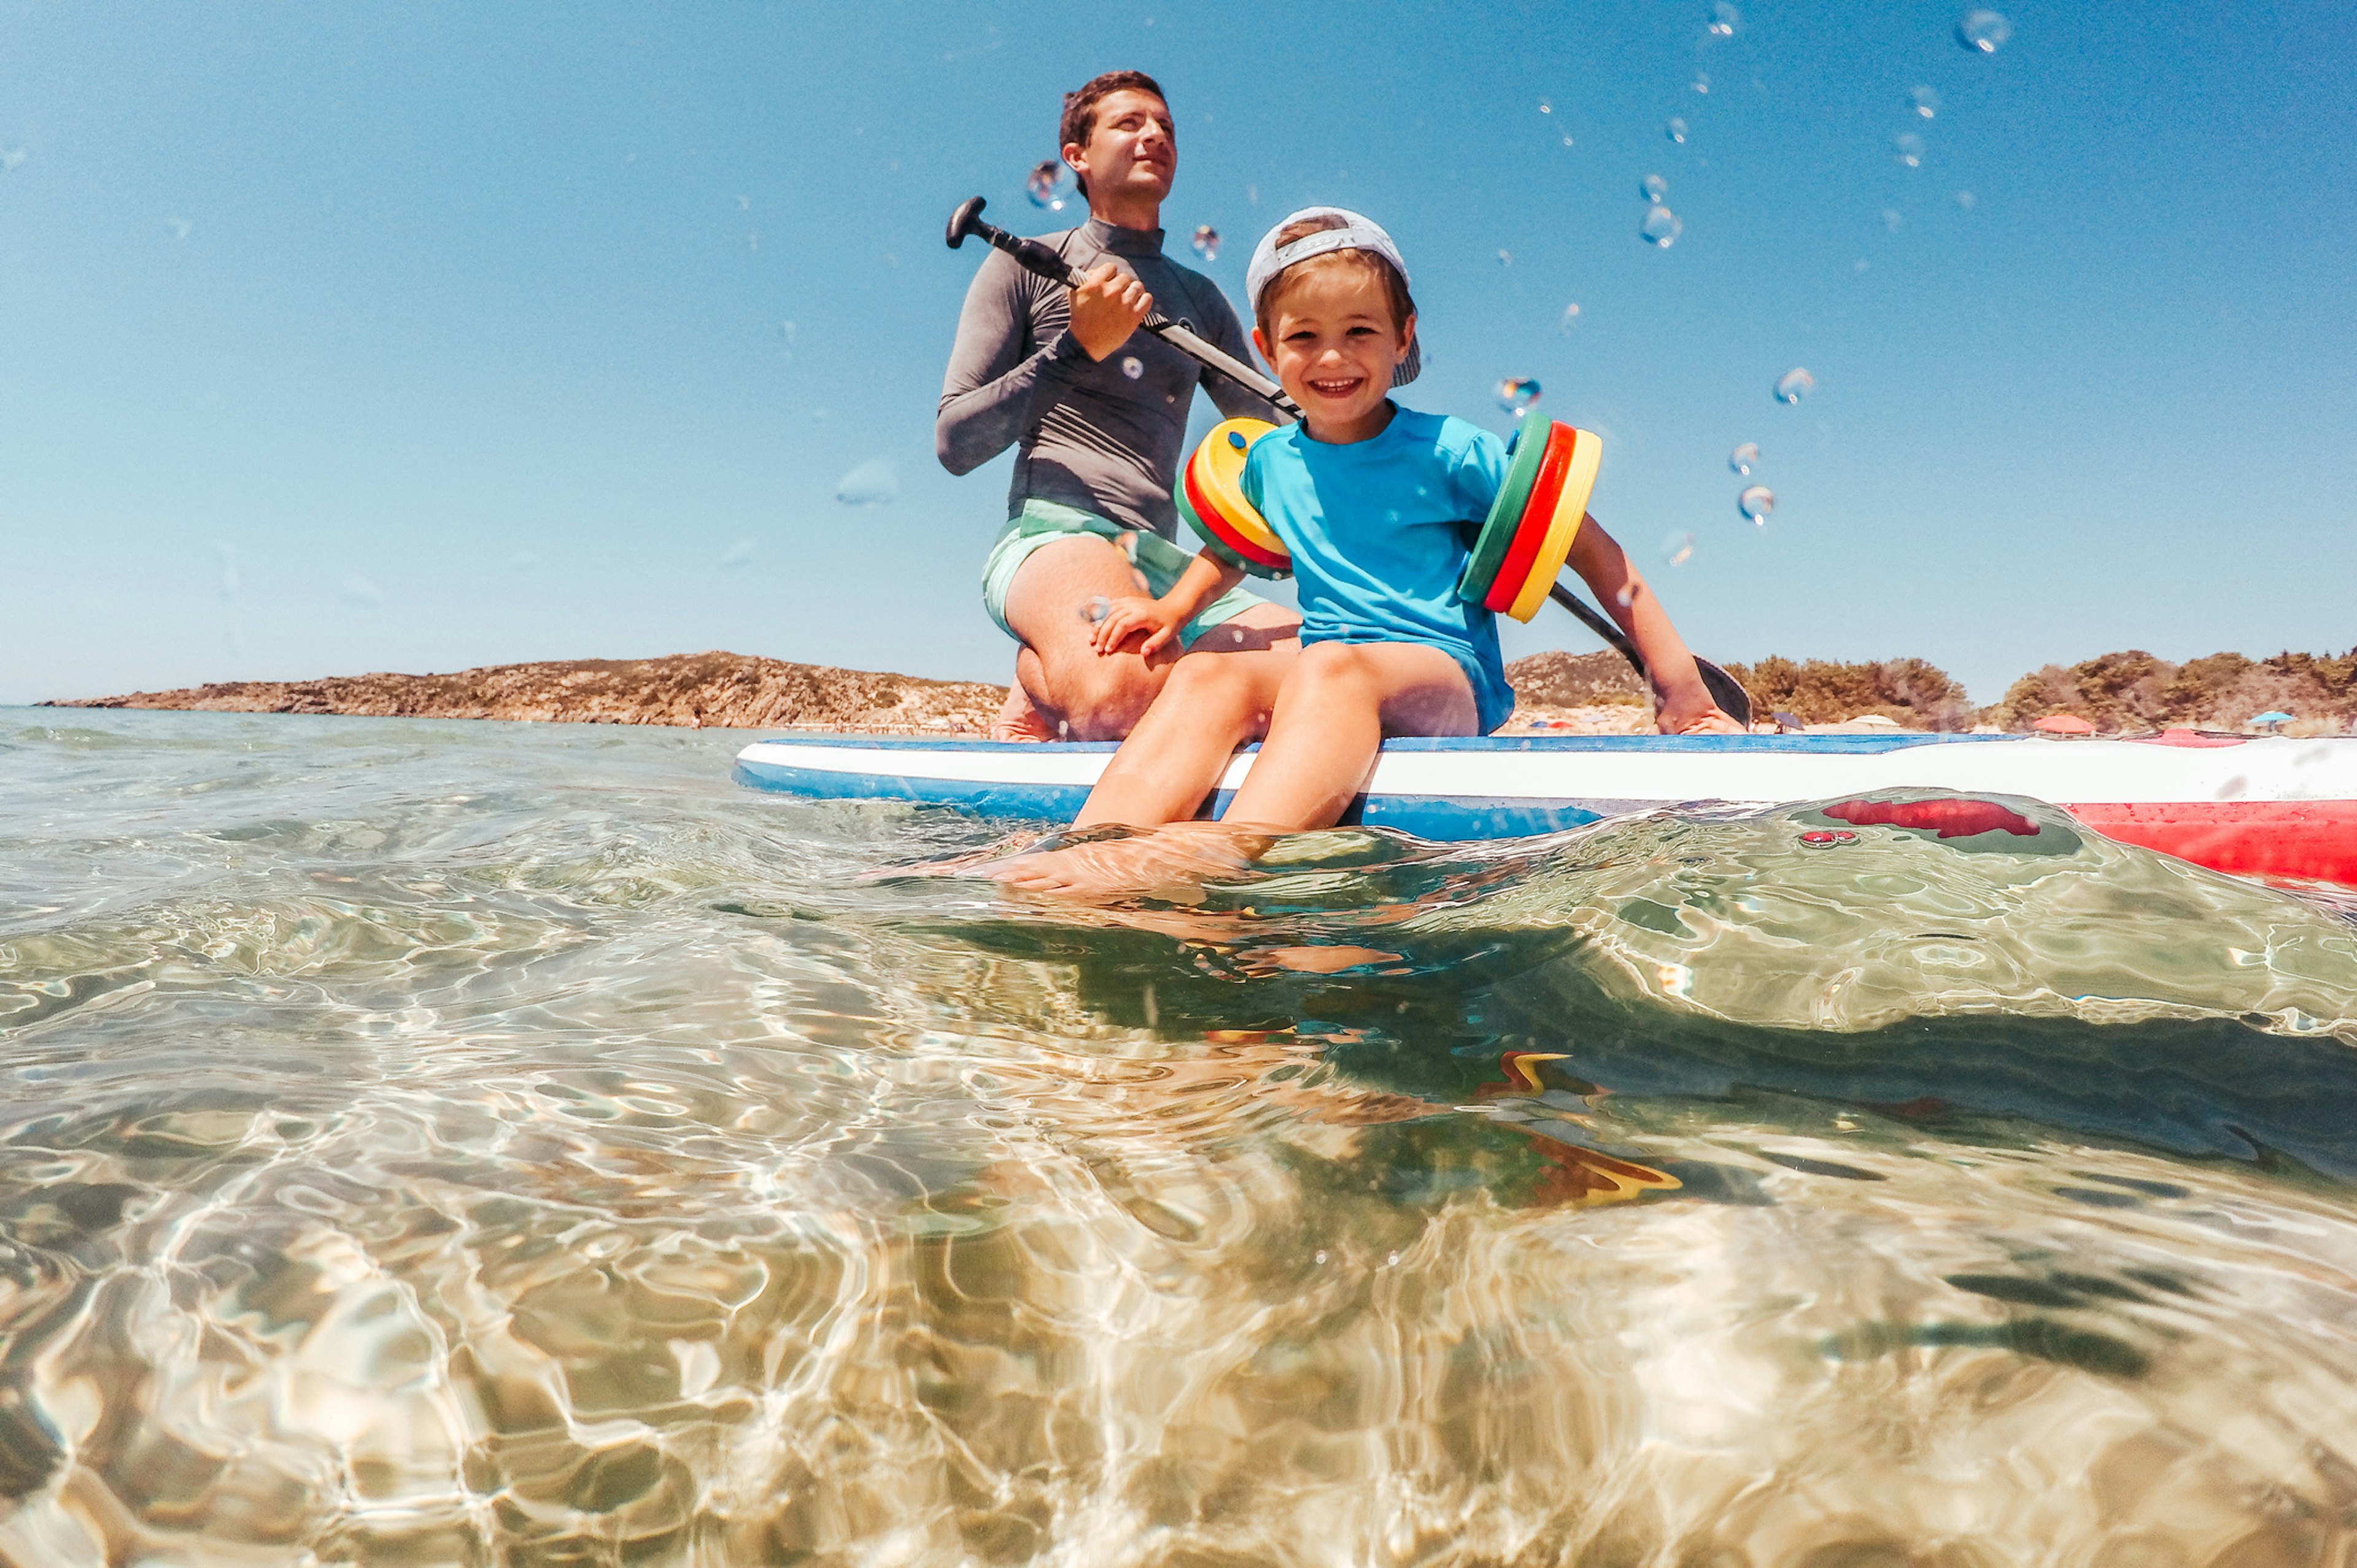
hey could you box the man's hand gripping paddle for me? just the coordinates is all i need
[947,197,1302,420]
[946,196,1752,726]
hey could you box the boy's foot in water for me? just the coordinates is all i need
[987,823,1264,903]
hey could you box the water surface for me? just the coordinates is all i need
[5,710,2357,1566]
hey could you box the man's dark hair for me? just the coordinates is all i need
[1058,71,1169,199]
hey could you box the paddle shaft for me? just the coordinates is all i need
[944,196,1751,725]
[945,198,1302,419]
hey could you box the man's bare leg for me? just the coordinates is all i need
[989,680,1056,742]
[1000,533,1296,741]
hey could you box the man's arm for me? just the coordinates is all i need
[1188,277,1285,424]
[935,250,1093,476]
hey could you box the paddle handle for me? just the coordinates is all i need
[1547,583,1753,726]
[947,197,1302,419]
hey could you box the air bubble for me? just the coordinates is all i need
[1641,206,1682,247]
[1496,377,1542,415]
[1894,132,1925,168]
[834,457,899,506]
[1191,224,1220,261]
[1662,531,1695,567]
[1707,1,1739,37]
[1121,355,1143,379]
[1910,85,1941,118]
[1774,368,1814,404]
[1957,9,2011,52]
[1642,173,1669,203]
[1738,485,1776,523]
[1729,442,1758,476]
[1026,159,1070,209]
[1666,117,1688,144]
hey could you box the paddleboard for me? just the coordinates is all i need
[733,731,2357,887]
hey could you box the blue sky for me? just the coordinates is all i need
[3,0,2351,706]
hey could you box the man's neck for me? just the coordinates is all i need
[1087,194,1162,234]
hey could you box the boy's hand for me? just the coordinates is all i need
[1068,262,1152,360]
[1656,685,1746,735]
[1092,593,1184,657]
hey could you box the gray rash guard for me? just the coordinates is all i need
[936,218,1280,541]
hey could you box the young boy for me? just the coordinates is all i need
[994,208,1739,895]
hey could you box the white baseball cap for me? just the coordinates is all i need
[1244,207,1422,387]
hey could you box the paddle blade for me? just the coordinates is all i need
[1697,658,1753,726]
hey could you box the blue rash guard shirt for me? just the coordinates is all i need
[1238,406,1517,734]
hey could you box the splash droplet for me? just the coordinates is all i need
[0,147,26,173]
[719,538,756,568]
[1616,585,1636,608]
[1774,368,1814,403]
[166,216,194,241]
[1956,9,2011,52]
[1707,1,1740,36]
[1641,206,1682,247]
[1191,224,1220,261]
[1662,530,1696,567]
[1121,355,1143,379]
[1539,99,1552,114]
[1315,1249,1328,1265]
[1729,441,1759,476]
[1026,159,1070,208]
[1558,303,1582,332]
[1496,376,1542,414]
[1692,72,1711,94]
[1082,595,1112,624]
[1496,248,1513,266]
[834,457,899,506]
[1641,173,1669,203]
[1883,207,1905,232]
[1955,189,1978,209]
[1894,132,1925,168]
[1910,85,1941,118]
[1666,117,1689,145]
[1738,484,1776,523]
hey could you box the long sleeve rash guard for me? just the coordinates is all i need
[936,218,1280,541]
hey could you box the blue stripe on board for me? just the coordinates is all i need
[733,760,1608,840]
[745,732,2009,756]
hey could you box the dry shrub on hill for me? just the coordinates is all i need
[1501,649,1647,708]
[1992,648,2357,732]
[1717,656,1975,730]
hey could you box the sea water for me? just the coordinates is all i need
[5,710,2357,1566]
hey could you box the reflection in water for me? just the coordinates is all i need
[3,712,2357,1563]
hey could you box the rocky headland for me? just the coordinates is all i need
[42,644,2357,736]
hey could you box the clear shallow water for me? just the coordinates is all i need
[6,712,2357,1566]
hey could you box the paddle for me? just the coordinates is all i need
[945,195,1754,727]
[947,197,1303,419]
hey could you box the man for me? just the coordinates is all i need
[938,70,1299,741]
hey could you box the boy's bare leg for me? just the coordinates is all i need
[1074,640,1296,827]
[1222,642,1477,830]
[991,642,1472,900]
[1001,534,1298,741]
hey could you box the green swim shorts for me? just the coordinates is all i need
[980,498,1276,648]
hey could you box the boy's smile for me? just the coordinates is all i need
[1253,264,1416,445]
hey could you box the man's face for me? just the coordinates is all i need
[1065,89,1175,204]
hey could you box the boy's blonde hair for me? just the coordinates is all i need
[1252,213,1418,344]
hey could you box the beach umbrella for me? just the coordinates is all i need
[2249,710,2294,729]
[2032,713,2095,735]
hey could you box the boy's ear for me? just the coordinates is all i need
[1396,312,1417,366]
[1250,325,1271,365]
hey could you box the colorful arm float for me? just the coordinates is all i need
[1454,419,1601,624]
[1174,417,1601,618]
[1175,418,1291,578]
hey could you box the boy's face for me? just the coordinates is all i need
[1253,261,1415,438]
[1064,90,1175,204]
